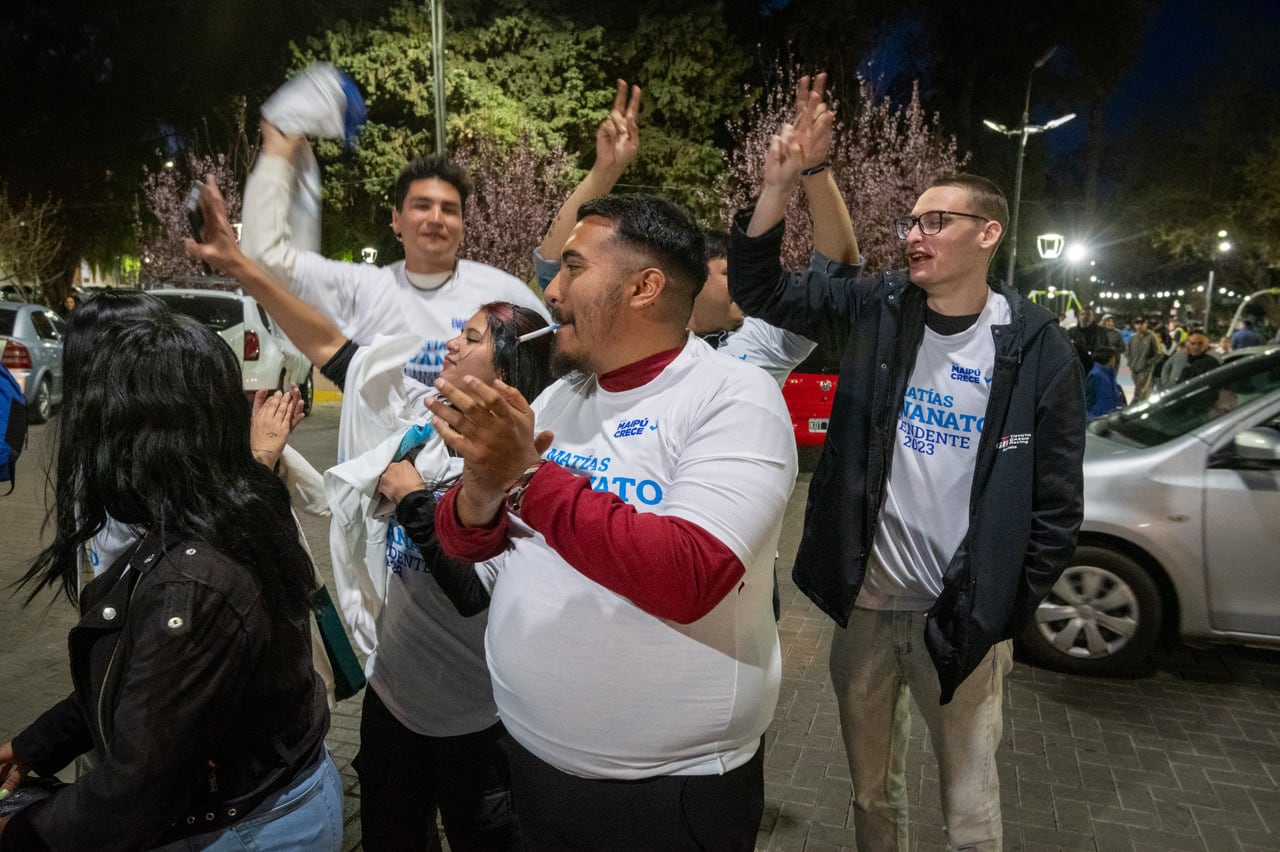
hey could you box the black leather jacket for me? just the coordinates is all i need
[3,534,328,851]
[730,214,1085,703]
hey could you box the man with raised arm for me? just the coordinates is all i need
[729,99,1085,851]
[241,117,546,459]
[535,76,862,386]
[430,193,797,850]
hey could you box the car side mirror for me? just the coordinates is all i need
[1232,427,1280,467]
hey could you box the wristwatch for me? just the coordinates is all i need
[505,461,546,516]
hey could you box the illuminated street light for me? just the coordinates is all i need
[982,46,1076,290]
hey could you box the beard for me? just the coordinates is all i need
[550,349,593,379]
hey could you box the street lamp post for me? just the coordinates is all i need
[1203,230,1231,333]
[428,0,446,155]
[983,46,1075,290]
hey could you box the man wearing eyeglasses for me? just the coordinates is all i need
[728,90,1084,852]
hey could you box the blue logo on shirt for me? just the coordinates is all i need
[613,417,656,438]
[950,363,982,384]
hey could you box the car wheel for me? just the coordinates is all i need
[300,368,314,415]
[28,377,53,424]
[1019,546,1163,675]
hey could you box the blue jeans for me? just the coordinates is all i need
[151,749,343,851]
[829,607,1012,852]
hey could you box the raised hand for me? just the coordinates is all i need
[595,79,641,179]
[791,73,833,170]
[183,177,248,277]
[762,124,805,191]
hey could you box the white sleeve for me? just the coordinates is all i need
[662,371,798,569]
[243,152,380,339]
[278,444,329,517]
[241,154,303,283]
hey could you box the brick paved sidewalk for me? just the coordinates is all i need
[4,411,1278,851]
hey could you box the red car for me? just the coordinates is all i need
[781,344,840,446]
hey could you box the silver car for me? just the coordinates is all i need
[0,300,65,423]
[1020,349,1280,674]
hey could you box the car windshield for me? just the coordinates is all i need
[155,294,243,331]
[1098,352,1280,447]
[0,309,14,336]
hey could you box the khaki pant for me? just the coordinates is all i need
[829,607,1012,851]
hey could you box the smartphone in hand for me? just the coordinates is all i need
[185,181,206,243]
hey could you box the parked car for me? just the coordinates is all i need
[1221,343,1278,366]
[1020,349,1280,675]
[151,289,314,411]
[0,300,64,423]
[781,341,841,446]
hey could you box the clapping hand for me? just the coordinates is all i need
[424,376,553,527]
[250,385,303,469]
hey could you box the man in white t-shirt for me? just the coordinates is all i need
[241,122,547,458]
[430,193,797,850]
[730,92,1085,851]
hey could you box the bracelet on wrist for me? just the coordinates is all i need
[800,161,830,176]
[505,461,546,517]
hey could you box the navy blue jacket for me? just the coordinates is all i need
[729,215,1085,702]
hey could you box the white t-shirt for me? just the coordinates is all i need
[716,316,817,386]
[858,290,1011,611]
[484,336,796,779]
[372,456,505,737]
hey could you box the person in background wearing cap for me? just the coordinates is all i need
[1100,314,1124,351]
[1125,317,1162,401]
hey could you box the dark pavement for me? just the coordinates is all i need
[3,404,1278,851]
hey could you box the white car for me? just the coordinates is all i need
[151,289,314,411]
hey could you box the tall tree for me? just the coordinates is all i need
[0,187,64,302]
[291,0,752,261]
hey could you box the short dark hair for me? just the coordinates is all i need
[576,194,707,320]
[1093,346,1119,366]
[929,174,1009,253]
[702,229,730,264]
[394,154,473,211]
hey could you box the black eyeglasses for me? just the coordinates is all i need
[893,210,990,240]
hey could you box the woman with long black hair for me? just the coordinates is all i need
[0,311,341,850]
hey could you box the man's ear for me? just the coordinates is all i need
[630,267,666,310]
[979,220,1003,251]
[390,207,401,237]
